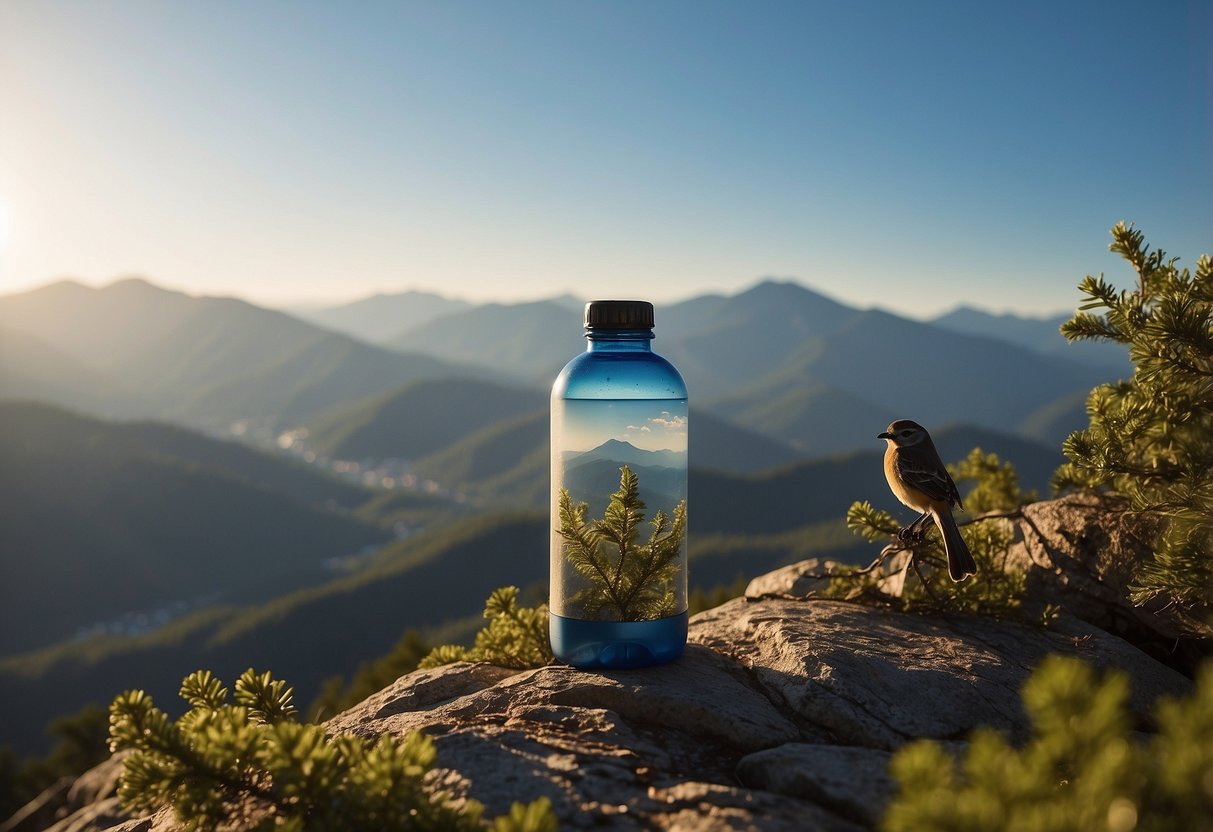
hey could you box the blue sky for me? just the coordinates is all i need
[0,0,1208,316]
[558,400,689,454]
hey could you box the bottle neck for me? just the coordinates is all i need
[585,328,654,352]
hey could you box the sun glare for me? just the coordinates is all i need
[0,200,11,253]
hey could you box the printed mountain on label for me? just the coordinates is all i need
[563,439,687,469]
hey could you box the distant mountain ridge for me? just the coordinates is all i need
[352,278,1116,451]
[293,290,471,343]
[389,299,586,383]
[565,438,687,469]
[0,325,133,416]
[305,377,545,461]
[930,305,1132,375]
[0,275,1115,452]
[0,278,480,430]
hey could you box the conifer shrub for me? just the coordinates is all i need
[883,655,1213,831]
[420,586,553,670]
[108,668,556,831]
[1054,223,1213,635]
[556,465,686,622]
[826,450,1043,621]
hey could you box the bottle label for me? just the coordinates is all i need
[550,399,688,621]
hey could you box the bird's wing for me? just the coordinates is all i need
[895,449,962,507]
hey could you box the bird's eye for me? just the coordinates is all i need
[901,430,912,436]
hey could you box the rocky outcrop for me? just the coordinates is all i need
[81,598,1188,831]
[1004,493,1204,666]
[24,495,1200,831]
[752,493,1207,671]
[311,600,1193,829]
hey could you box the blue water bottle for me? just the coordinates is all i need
[550,300,688,668]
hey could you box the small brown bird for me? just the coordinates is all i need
[878,419,977,582]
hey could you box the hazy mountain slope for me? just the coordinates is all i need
[0,326,133,415]
[412,410,549,490]
[367,280,1111,456]
[1018,389,1091,448]
[0,279,473,429]
[107,420,372,510]
[389,300,584,382]
[736,309,1107,436]
[709,384,898,455]
[0,402,387,657]
[0,279,200,371]
[185,335,466,430]
[688,409,804,473]
[304,377,545,460]
[293,291,471,343]
[659,280,864,399]
[932,306,1132,375]
[931,306,1072,352]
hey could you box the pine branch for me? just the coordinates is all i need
[556,467,685,621]
[110,670,556,830]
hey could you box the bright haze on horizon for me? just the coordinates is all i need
[0,0,1208,318]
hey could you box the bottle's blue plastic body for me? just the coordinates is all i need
[550,327,688,669]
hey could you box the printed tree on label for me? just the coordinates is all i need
[557,465,687,622]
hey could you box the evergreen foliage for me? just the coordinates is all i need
[556,466,687,622]
[950,448,1038,515]
[420,587,553,670]
[883,655,1213,832]
[825,450,1044,621]
[1054,223,1213,635]
[108,668,556,831]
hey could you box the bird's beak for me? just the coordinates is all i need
[877,432,893,440]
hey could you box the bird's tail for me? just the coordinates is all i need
[932,508,977,582]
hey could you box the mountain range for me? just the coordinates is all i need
[566,439,687,469]
[0,273,1108,757]
[0,276,1120,454]
[930,305,1132,374]
[304,278,1119,451]
[292,290,471,343]
[0,278,478,430]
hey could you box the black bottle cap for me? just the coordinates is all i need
[584,300,654,329]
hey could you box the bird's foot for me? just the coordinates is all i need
[896,526,924,544]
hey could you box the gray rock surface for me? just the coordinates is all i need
[736,744,895,826]
[689,598,1186,751]
[1005,494,1193,645]
[18,497,1192,831]
[744,558,847,600]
